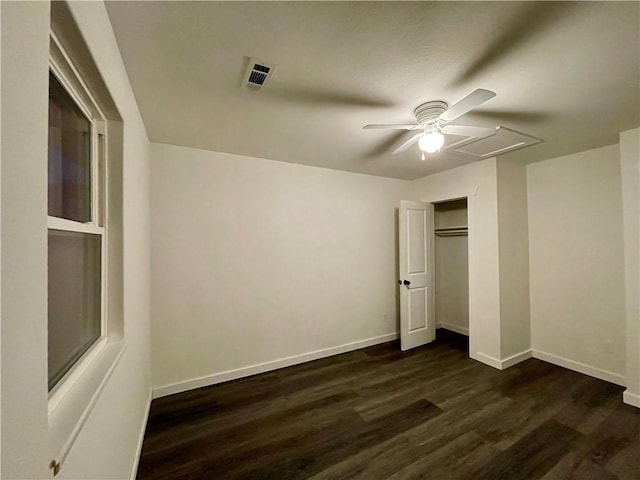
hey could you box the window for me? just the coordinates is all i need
[47,70,106,392]
[47,26,125,476]
[48,73,93,223]
[47,72,105,391]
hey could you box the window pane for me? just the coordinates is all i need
[48,230,101,390]
[48,72,92,222]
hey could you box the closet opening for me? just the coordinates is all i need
[433,198,469,353]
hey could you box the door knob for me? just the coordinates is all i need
[403,280,411,286]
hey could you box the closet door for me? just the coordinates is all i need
[398,200,435,350]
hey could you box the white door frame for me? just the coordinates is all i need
[424,186,478,356]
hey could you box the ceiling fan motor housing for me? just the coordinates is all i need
[414,101,448,129]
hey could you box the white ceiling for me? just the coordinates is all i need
[105,1,639,180]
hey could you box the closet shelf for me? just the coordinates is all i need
[435,226,468,237]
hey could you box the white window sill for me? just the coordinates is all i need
[48,340,127,473]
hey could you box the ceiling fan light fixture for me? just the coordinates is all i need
[419,131,445,153]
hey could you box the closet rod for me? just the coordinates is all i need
[434,226,468,232]
[434,226,468,237]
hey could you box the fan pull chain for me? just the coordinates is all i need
[421,151,425,161]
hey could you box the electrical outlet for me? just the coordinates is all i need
[383,313,388,324]
[604,340,614,354]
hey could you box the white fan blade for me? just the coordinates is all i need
[392,133,422,154]
[363,123,420,130]
[439,89,496,122]
[442,124,497,137]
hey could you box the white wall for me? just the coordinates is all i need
[620,128,640,406]
[496,158,531,358]
[435,235,469,334]
[527,145,626,384]
[150,143,411,395]
[1,2,151,478]
[410,158,502,364]
[0,2,3,466]
[1,3,50,476]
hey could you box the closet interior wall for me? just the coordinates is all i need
[434,199,469,336]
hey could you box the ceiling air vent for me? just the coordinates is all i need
[243,58,276,90]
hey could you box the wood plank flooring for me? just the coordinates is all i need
[137,330,639,479]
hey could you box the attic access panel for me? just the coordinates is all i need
[453,127,542,158]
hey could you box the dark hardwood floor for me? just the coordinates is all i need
[137,330,639,479]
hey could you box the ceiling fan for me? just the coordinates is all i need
[363,89,499,157]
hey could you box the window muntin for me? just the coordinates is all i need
[47,68,105,392]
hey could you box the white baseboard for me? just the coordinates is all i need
[623,390,640,408]
[436,322,469,336]
[130,390,152,480]
[501,349,533,369]
[470,349,532,370]
[532,350,626,387]
[470,352,503,370]
[152,332,400,399]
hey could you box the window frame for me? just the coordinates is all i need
[47,36,108,406]
[47,31,127,477]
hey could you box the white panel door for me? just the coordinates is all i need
[399,200,435,351]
